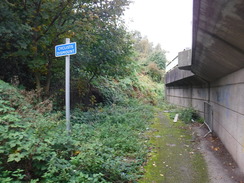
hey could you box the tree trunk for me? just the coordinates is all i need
[35,72,41,90]
[45,72,51,96]
[45,57,52,96]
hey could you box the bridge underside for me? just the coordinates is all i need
[192,0,244,81]
[165,0,244,173]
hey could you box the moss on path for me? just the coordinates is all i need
[139,111,209,183]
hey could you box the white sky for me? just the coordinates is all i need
[124,0,193,61]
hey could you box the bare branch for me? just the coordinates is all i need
[36,1,72,42]
[4,0,15,7]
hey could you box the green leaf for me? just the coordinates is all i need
[8,153,23,162]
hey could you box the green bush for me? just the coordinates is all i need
[179,108,201,123]
[146,63,163,83]
[0,80,154,182]
[168,107,200,124]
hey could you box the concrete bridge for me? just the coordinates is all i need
[165,0,244,172]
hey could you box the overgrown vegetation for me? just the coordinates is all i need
[0,1,169,182]
[0,80,157,182]
[169,107,203,124]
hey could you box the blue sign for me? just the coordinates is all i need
[55,42,77,57]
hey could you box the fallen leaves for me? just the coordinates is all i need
[211,146,220,151]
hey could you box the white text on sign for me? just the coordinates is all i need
[55,42,77,57]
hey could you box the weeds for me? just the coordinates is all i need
[0,80,155,182]
[168,106,202,124]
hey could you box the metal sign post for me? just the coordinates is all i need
[55,38,77,134]
[65,38,71,134]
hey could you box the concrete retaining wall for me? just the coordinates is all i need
[210,68,244,172]
[166,68,244,172]
[166,86,192,108]
[166,84,208,116]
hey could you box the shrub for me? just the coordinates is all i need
[0,80,154,182]
[146,62,163,83]
[180,108,201,123]
[171,107,200,124]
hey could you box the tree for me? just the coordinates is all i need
[148,44,167,70]
[131,32,167,70]
[131,31,153,63]
[0,1,33,87]
[0,0,132,95]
